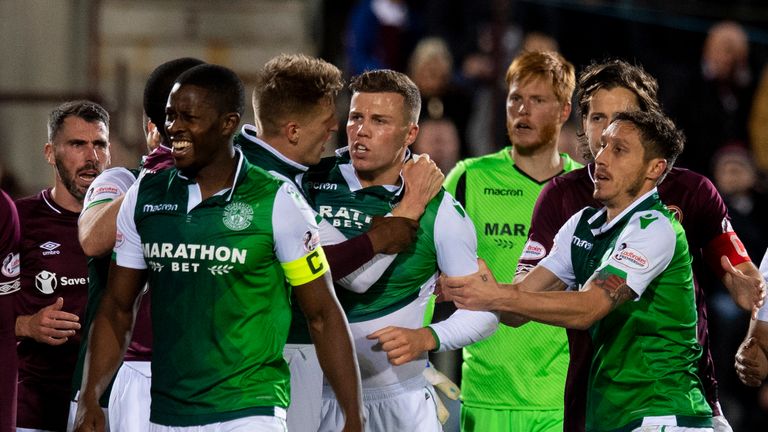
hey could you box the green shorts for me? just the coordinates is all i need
[460,405,563,432]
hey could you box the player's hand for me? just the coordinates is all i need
[366,216,419,255]
[16,297,80,345]
[341,411,364,432]
[721,256,766,319]
[393,154,444,220]
[368,326,437,365]
[735,336,768,386]
[441,258,508,311]
[73,397,106,432]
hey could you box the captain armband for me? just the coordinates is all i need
[706,231,751,279]
[281,246,329,286]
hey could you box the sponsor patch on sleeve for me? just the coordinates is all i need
[115,230,125,248]
[612,245,649,270]
[1,252,20,278]
[302,230,321,252]
[520,240,547,261]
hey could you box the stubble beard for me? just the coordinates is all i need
[55,157,89,202]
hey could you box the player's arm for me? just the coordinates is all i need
[734,316,768,386]
[274,184,363,432]
[78,168,137,257]
[0,191,20,431]
[293,273,363,431]
[369,192,498,365]
[75,181,147,432]
[445,211,673,329]
[735,248,768,386]
[74,263,146,432]
[697,177,765,314]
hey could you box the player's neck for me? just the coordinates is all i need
[604,186,654,222]
[510,144,563,182]
[357,165,402,188]
[50,185,83,213]
[194,149,238,200]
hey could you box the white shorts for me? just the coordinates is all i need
[630,414,714,432]
[283,344,323,432]
[631,427,713,432]
[65,395,109,432]
[109,361,152,432]
[149,410,287,432]
[319,374,441,432]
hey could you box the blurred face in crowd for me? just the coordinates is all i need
[506,77,570,155]
[583,87,640,158]
[45,115,110,202]
[346,91,418,187]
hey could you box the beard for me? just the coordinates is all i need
[54,157,94,201]
[508,120,559,156]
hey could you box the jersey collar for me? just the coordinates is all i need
[237,124,310,172]
[174,147,247,204]
[587,187,660,236]
[334,146,407,198]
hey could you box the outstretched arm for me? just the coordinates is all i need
[294,272,363,432]
[74,263,146,432]
[720,258,766,319]
[442,259,625,330]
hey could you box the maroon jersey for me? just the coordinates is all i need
[0,190,20,432]
[15,188,89,431]
[520,164,744,431]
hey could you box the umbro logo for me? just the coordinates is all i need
[39,241,61,256]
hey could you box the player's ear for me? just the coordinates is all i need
[404,123,419,148]
[647,157,667,182]
[44,142,54,166]
[221,112,241,137]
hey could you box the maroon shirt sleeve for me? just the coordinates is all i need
[323,233,375,280]
[0,190,20,432]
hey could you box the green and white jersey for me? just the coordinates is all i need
[444,147,581,410]
[540,188,711,432]
[114,150,329,427]
[305,148,496,387]
[306,149,479,321]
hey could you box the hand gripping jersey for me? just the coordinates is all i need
[540,189,712,431]
[114,151,329,426]
[0,190,20,432]
[520,164,749,428]
[15,188,90,430]
[443,148,581,410]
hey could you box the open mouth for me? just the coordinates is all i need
[352,142,369,154]
[515,122,532,131]
[171,140,192,155]
[77,169,99,183]
[593,169,611,185]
